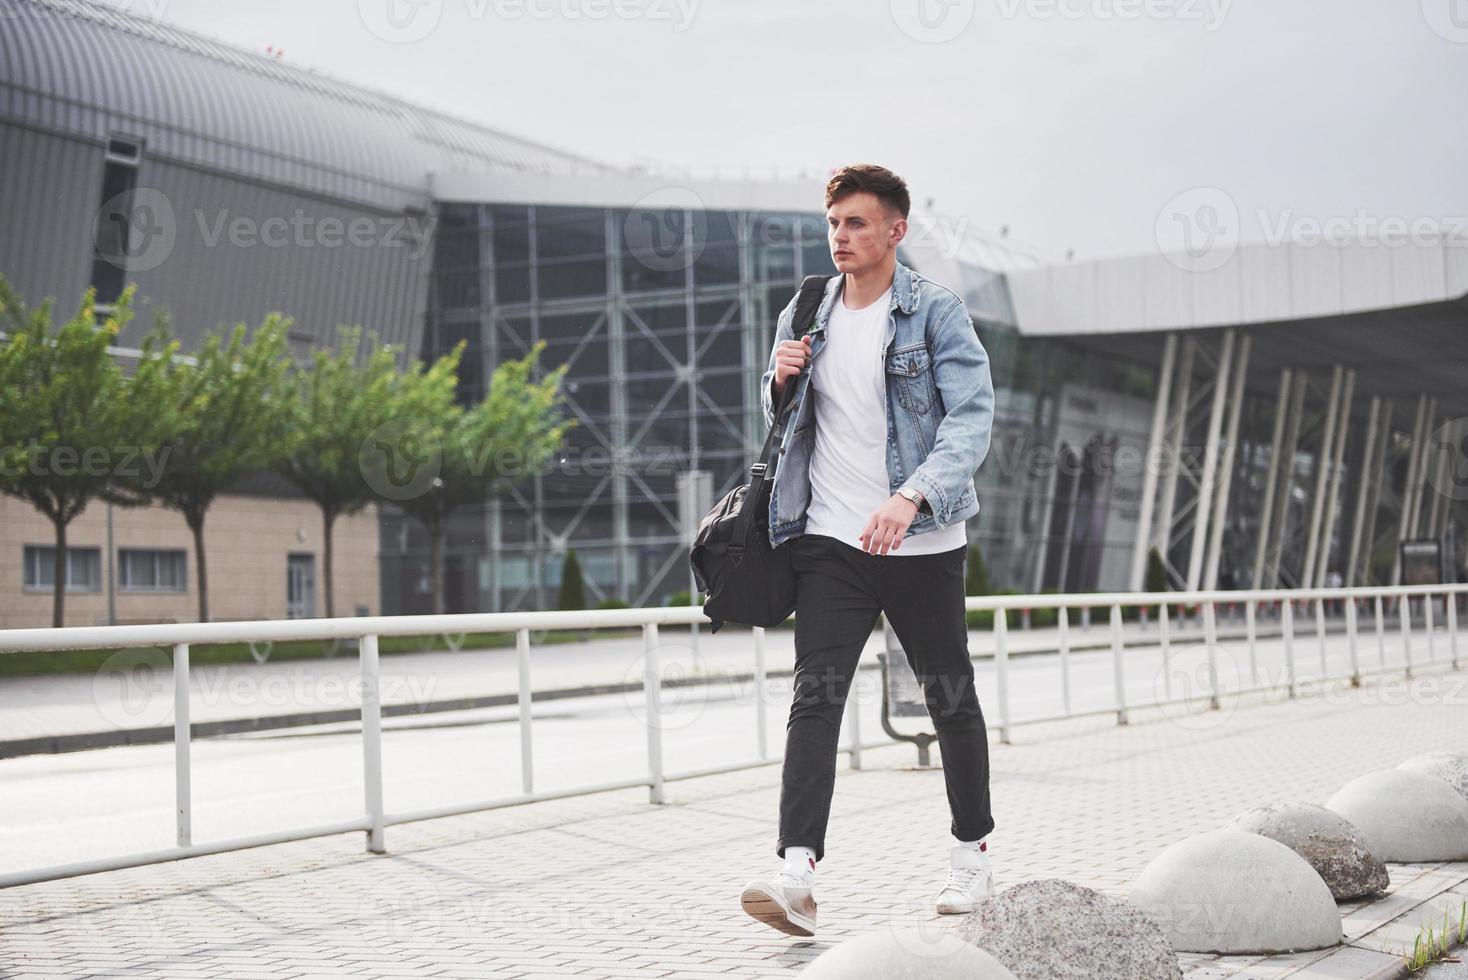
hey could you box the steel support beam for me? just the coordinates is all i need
[1345,396,1381,588]
[1394,394,1430,583]
[1205,334,1251,591]
[1358,401,1393,586]
[1252,369,1292,590]
[1154,336,1196,568]
[1129,333,1178,591]
[1302,366,1344,589]
[1314,369,1355,587]
[1267,371,1309,587]
[1186,330,1235,590]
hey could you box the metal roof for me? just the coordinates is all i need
[0,0,617,212]
[1008,241,1468,336]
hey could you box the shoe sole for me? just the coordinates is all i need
[740,886,815,937]
[936,884,996,915]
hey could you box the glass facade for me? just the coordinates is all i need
[381,200,1169,614]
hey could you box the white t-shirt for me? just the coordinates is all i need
[804,284,969,556]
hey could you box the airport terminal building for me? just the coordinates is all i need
[2,0,1463,626]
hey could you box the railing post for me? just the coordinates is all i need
[359,633,386,854]
[754,626,768,759]
[517,628,533,795]
[1282,599,1296,698]
[994,608,1012,744]
[1159,602,1172,701]
[1424,591,1437,664]
[847,667,862,771]
[1345,595,1360,686]
[1203,601,1220,711]
[643,623,665,804]
[173,642,191,848]
[1374,594,1386,668]
[1399,594,1414,678]
[1110,604,1127,725]
[1057,606,1072,716]
[1314,598,1328,676]
[1448,592,1460,670]
[1245,599,1258,688]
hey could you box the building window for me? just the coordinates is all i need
[23,545,102,592]
[118,548,188,593]
[90,133,144,310]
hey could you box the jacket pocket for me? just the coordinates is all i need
[885,343,933,414]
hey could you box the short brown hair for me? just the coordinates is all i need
[825,164,911,219]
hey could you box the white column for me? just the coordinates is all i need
[1252,369,1292,590]
[1314,369,1355,587]
[1358,401,1394,586]
[1267,372,1309,588]
[1187,330,1236,591]
[1130,333,1179,591]
[1345,396,1381,588]
[1205,335,1251,591]
[1301,366,1343,589]
[1155,337,1196,569]
[1394,395,1430,583]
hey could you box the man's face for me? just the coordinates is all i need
[827,191,906,275]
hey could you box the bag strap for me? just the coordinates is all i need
[731,274,832,551]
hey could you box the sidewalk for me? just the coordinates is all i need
[0,614,1276,756]
[2,667,1465,979]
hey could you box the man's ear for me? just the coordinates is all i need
[888,216,908,248]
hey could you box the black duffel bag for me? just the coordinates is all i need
[690,275,830,633]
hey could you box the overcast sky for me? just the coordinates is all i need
[140,0,1468,261]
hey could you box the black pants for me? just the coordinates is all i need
[776,533,995,863]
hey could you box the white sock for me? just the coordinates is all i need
[956,837,989,857]
[781,846,817,882]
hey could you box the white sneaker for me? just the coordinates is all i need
[740,871,817,937]
[935,844,994,914]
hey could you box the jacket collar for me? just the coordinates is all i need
[812,260,921,332]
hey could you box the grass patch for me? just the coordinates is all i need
[1405,900,1467,973]
[0,627,646,678]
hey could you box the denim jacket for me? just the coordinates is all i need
[758,261,994,548]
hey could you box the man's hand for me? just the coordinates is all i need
[860,494,920,555]
[771,336,812,394]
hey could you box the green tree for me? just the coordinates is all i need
[392,343,569,614]
[120,316,294,622]
[274,326,460,618]
[557,549,587,611]
[965,541,991,596]
[0,281,156,626]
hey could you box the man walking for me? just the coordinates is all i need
[739,164,996,937]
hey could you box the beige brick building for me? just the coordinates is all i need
[1,492,379,630]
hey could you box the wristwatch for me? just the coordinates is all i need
[896,486,925,510]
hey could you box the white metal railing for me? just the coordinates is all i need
[0,583,1463,888]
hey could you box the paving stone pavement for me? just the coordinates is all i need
[2,668,1466,979]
